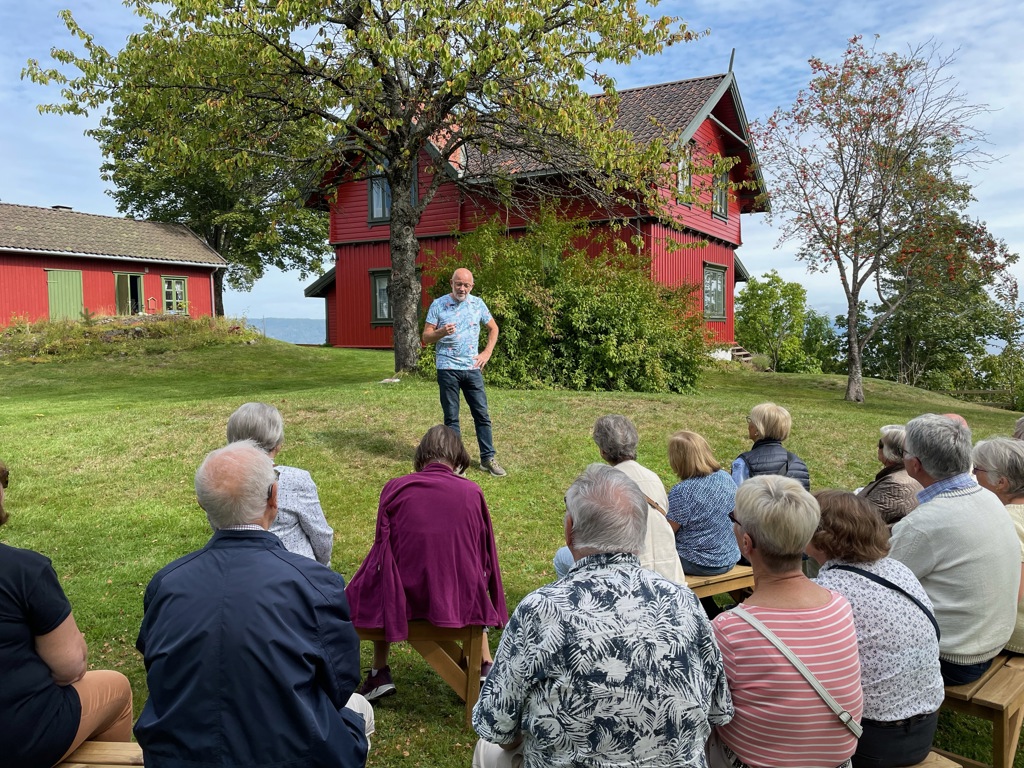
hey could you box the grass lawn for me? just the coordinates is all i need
[2,339,1022,767]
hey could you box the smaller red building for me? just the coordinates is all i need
[0,204,226,326]
[306,72,766,348]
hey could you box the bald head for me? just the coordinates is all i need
[195,441,277,530]
[450,268,475,302]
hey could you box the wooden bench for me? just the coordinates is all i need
[912,752,962,767]
[58,741,143,767]
[356,621,483,727]
[934,654,1024,768]
[685,565,754,599]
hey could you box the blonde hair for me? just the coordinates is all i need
[748,402,792,441]
[734,475,819,573]
[668,431,721,479]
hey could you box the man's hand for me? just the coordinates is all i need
[473,349,492,369]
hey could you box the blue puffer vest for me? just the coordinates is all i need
[739,439,810,490]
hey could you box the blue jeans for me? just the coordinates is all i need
[437,368,495,462]
[940,657,994,686]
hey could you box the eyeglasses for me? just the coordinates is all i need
[267,468,280,500]
[729,510,740,525]
[877,440,884,449]
[973,466,989,476]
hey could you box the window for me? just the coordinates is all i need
[704,264,726,320]
[162,277,188,314]
[369,269,392,325]
[367,167,418,223]
[115,273,144,315]
[676,141,694,204]
[713,171,729,219]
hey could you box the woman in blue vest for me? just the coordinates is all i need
[732,402,810,490]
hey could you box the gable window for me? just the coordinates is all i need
[713,171,729,219]
[676,141,694,204]
[162,276,188,314]
[369,269,392,325]
[703,264,726,320]
[368,167,418,223]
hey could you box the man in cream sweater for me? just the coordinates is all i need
[890,413,1020,685]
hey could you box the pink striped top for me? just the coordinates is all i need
[712,592,863,768]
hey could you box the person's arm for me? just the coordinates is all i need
[290,470,334,567]
[730,457,748,487]
[1018,563,1023,605]
[35,613,88,686]
[422,321,455,345]
[474,318,499,369]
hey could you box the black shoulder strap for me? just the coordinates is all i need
[830,564,940,641]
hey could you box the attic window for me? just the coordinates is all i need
[368,166,418,224]
[713,171,729,219]
[676,141,694,205]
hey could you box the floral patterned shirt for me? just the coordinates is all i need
[473,552,733,768]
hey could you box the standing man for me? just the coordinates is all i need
[134,441,371,768]
[889,413,1020,685]
[423,267,505,476]
[473,464,731,767]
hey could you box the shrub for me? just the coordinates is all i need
[419,211,708,392]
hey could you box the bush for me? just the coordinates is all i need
[0,314,263,362]
[419,211,709,392]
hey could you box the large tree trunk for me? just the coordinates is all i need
[844,300,865,402]
[389,176,422,373]
[213,269,225,317]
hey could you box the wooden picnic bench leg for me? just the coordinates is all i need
[462,626,483,729]
[994,704,1024,768]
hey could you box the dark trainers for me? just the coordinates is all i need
[480,459,507,477]
[357,666,396,702]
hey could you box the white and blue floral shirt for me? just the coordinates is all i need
[425,293,492,370]
[473,552,733,767]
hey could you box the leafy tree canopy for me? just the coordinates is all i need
[25,0,703,369]
[754,36,1017,402]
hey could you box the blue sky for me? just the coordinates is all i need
[2,0,1021,320]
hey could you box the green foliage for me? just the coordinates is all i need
[735,270,830,373]
[419,213,708,392]
[802,310,843,374]
[0,315,263,363]
[23,0,702,370]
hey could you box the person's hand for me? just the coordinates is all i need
[443,322,456,337]
[474,350,492,369]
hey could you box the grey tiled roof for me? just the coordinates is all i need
[0,204,227,266]
[613,75,728,142]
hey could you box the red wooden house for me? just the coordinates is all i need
[0,203,226,326]
[305,72,766,349]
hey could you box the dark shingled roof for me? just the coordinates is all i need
[612,74,728,142]
[0,204,227,267]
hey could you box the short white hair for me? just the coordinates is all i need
[565,464,647,556]
[195,441,276,530]
[905,413,972,480]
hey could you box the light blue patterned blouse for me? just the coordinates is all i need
[473,553,733,767]
[270,465,334,566]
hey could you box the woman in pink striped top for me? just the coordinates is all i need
[710,475,863,768]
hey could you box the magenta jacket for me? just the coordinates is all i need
[346,463,508,641]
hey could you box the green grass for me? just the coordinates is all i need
[2,338,1022,767]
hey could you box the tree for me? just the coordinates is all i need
[755,36,1016,402]
[26,0,703,371]
[735,270,812,372]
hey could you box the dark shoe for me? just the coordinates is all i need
[480,459,507,477]
[480,661,493,683]
[357,666,396,702]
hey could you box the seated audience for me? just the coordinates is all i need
[0,459,134,768]
[666,430,739,577]
[971,438,1024,656]
[711,475,862,768]
[889,414,1020,685]
[856,426,921,527]
[809,490,943,768]
[553,415,684,582]
[134,441,371,767]
[227,402,333,565]
[1013,416,1024,441]
[346,425,508,701]
[731,402,810,490]
[473,464,732,768]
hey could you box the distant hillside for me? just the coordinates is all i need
[246,317,326,345]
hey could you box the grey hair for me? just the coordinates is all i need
[973,437,1024,496]
[564,463,647,557]
[592,415,639,464]
[879,426,908,464]
[904,413,972,480]
[227,402,285,454]
[734,475,820,573]
[195,440,276,530]
[1014,416,1024,441]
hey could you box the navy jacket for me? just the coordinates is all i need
[739,439,811,490]
[135,529,367,768]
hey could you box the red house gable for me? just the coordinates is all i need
[306,72,766,349]
[0,204,226,326]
